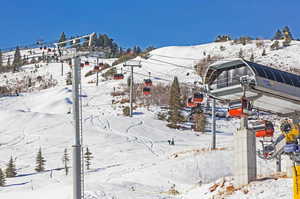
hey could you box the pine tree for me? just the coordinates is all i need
[5,156,17,177]
[12,47,22,72]
[62,148,70,176]
[262,49,267,56]
[250,53,255,62]
[59,32,67,47]
[7,57,11,67]
[0,168,5,186]
[35,147,46,172]
[282,26,293,40]
[273,29,283,40]
[84,147,93,170]
[168,77,183,128]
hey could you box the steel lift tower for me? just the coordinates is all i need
[55,33,95,199]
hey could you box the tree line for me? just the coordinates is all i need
[0,147,93,187]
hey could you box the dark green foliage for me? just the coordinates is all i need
[282,26,293,40]
[59,32,67,47]
[6,156,17,178]
[0,168,5,186]
[168,77,184,127]
[84,147,93,170]
[250,53,255,62]
[123,106,130,116]
[62,148,70,176]
[35,147,46,172]
[262,49,267,56]
[273,29,283,40]
[12,47,22,72]
[270,40,280,50]
[215,35,231,42]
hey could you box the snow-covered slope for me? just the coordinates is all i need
[0,40,298,199]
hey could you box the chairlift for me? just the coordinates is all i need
[144,72,152,87]
[84,61,90,66]
[192,92,204,103]
[113,68,124,80]
[80,63,84,68]
[228,97,251,118]
[143,87,151,95]
[94,66,100,72]
[252,120,274,137]
[187,97,197,108]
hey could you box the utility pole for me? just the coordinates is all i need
[211,98,216,149]
[72,56,82,199]
[61,61,64,76]
[96,57,99,87]
[123,61,141,117]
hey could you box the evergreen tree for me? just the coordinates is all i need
[59,32,67,47]
[282,26,293,40]
[7,57,11,67]
[5,156,17,177]
[12,47,22,72]
[262,49,267,56]
[250,53,255,62]
[273,29,283,40]
[84,147,93,170]
[0,168,5,186]
[62,148,70,176]
[168,77,183,128]
[35,147,46,172]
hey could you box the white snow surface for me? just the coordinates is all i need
[1,40,299,198]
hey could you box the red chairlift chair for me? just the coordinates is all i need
[143,87,151,95]
[192,92,204,103]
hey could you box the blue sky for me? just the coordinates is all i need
[1,0,299,49]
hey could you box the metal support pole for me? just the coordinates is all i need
[129,66,134,117]
[72,56,82,199]
[211,98,216,149]
[276,155,282,172]
[96,58,99,87]
[61,61,64,76]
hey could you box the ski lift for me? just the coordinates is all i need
[113,68,124,80]
[143,87,151,95]
[144,72,152,87]
[187,97,197,108]
[228,97,251,118]
[80,63,84,68]
[252,120,274,137]
[192,92,204,103]
[84,61,90,66]
[94,65,100,72]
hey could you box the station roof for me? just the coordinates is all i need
[245,60,300,88]
[205,59,300,88]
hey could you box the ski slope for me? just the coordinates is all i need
[1,40,299,199]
